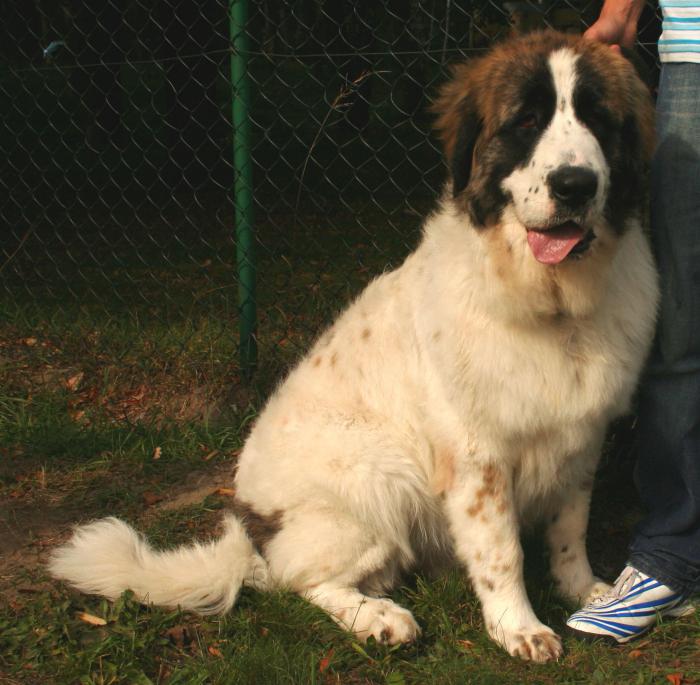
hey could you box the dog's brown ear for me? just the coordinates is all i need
[619,46,653,89]
[432,63,483,197]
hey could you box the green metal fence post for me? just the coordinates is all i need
[230,0,257,378]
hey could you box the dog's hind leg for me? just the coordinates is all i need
[306,584,420,645]
[263,506,420,645]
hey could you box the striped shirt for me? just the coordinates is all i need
[659,1,700,62]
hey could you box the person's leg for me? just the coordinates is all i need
[567,62,700,643]
[629,62,700,599]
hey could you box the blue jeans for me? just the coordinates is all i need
[628,63,700,598]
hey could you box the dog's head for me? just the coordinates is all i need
[434,31,654,270]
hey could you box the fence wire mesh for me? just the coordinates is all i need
[0,1,661,417]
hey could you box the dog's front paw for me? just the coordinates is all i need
[490,622,563,663]
[580,578,612,605]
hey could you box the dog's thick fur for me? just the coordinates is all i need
[50,31,659,662]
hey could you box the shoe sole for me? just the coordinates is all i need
[566,601,694,644]
[566,624,624,645]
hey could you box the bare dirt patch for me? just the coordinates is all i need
[0,460,235,605]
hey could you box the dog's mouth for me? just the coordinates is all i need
[526,221,595,265]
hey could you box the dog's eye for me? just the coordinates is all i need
[516,114,538,130]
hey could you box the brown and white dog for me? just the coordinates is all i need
[50,31,659,662]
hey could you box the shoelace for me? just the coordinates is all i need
[588,567,641,607]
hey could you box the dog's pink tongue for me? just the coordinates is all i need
[527,223,584,264]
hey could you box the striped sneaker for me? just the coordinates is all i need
[566,566,694,643]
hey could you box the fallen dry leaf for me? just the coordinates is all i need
[457,639,475,650]
[319,648,334,673]
[666,674,684,685]
[152,446,162,460]
[202,449,220,462]
[628,649,644,660]
[142,491,163,506]
[22,337,38,347]
[76,612,107,626]
[215,488,236,497]
[208,646,223,658]
[164,625,192,649]
[65,372,84,391]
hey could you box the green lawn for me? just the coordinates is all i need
[1,204,698,684]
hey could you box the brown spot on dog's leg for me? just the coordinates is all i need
[312,356,322,367]
[516,635,532,660]
[467,501,483,517]
[361,327,371,340]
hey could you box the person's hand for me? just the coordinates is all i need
[584,0,644,48]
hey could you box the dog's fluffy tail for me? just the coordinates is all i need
[49,515,269,614]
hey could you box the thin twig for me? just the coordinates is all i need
[0,224,36,275]
[293,69,385,229]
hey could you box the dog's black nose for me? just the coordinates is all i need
[548,166,598,207]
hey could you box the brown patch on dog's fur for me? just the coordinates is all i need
[231,499,283,553]
[515,635,532,660]
[467,501,484,517]
[379,627,394,643]
[481,578,495,592]
[475,464,504,500]
[431,447,455,496]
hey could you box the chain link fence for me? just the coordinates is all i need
[0,1,661,415]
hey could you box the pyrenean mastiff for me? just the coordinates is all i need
[51,31,658,662]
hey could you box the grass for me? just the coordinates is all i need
[1,203,699,684]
